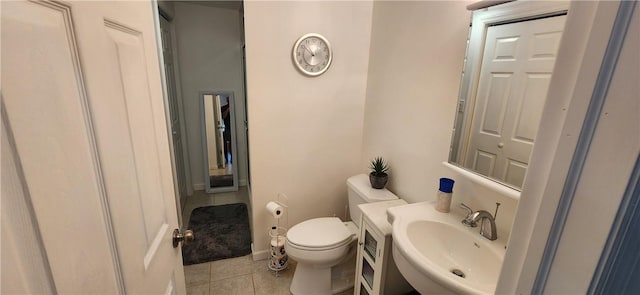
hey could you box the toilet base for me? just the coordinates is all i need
[330,251,355,293]
[290,263,331,295]
[290,246,356,295]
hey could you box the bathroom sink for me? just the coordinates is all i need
[388,202,506,294]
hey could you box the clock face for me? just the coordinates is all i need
[292,33,332,76]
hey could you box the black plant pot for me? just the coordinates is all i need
[369,172,388,189]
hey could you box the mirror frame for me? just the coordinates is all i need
[200,90,239,193]
[448,1,570,192]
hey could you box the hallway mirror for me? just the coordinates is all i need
[201,91,239,193]
[448,5,568,190]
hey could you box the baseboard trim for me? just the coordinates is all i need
[194,181,247,190]
[251,243,269,261]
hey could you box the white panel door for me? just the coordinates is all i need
[2,1,186,293]
[465,15,566,187]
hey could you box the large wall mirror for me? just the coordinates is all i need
[201,91,239,193]
[449,2,569,190]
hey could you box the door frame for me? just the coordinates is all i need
[152,2,193,225]
[496,1,634,293]
[454,1,570,165]
[533,1,637,292]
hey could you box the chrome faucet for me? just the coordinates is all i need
[460,203,499,241]
[459,203,477,227]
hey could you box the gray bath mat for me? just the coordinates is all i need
[182,203,252,265]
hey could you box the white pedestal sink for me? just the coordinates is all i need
[387,202,506,294]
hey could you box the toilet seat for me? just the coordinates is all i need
[287,217,355,251]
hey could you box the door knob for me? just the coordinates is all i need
[173,229,194,248]
[497,142,504,148]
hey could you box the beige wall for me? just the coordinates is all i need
[173,2,248,189]
[244,1,374,254]
[361,1,518,235]
[245,1,521,255]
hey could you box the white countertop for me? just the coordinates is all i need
[358,199,408,235]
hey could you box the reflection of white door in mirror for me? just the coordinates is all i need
[201,91,239,193]
[214,95,227,169]
[464,15,566,188]
[204,95,219,169]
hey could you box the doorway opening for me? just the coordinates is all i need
[155,0,252,269]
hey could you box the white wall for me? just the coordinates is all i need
[361,1,518,235]
[244,0,374,255]
[173,2,248,189]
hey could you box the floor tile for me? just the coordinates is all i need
[336,288,354,295]
[210,274,255,295]
[185,255,356,295]
[185,262,211,287]
[186,281,209,295]
[251,259,269,274]
[214,187,249,205]
[211,255,254,282]
[214,194,246,206]
[252,271,292,295]
[251,258,296,275]
[252,259,296,295]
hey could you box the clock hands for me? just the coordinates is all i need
[301,45,315,57]
[293,34,331,76]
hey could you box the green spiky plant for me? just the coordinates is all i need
[369,157,389,189]
[369,157,389,176]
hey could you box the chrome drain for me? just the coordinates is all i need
[451,269,466,278]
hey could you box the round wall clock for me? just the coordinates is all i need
[292,33,332,76]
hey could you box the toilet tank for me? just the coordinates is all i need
[347,174,398,227]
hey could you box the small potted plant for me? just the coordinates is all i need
[369,157,389,189]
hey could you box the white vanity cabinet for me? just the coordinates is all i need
[355,200,412,295]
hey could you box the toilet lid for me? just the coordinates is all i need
[287,217,354,250]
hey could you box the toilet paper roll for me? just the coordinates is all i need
[266,201,284,219]
[270,237,287,257]
[270,236,286,248]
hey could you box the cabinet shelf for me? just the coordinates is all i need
[360,281,372,295]
[363,230,377,263]
[362,249,375,268]
[354,199,412,295]
[362,258,375,289]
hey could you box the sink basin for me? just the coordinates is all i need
[388,202,506,294]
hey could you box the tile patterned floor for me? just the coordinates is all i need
[182,189,353,294]
[185,255,354,295]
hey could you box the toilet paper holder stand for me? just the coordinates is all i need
[267,195,289,274]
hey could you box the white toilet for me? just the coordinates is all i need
[285,174,398,294]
